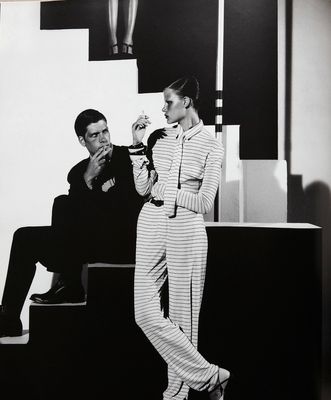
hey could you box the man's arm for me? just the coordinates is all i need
[83,147,111,189]
[67,159,94,197]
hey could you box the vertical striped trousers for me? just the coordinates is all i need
[135,202,219,400]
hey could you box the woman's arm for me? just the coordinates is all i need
[176,143,224,214]
[130,114,157,197]
[131,157,157,197]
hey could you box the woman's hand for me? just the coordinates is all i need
[132,113,151,145]
[151,182,165,200]
[84,147,111,189]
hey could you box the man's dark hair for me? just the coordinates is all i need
[74,109,107,138]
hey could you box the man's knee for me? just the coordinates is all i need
[13,227,31,242]
[12,226,47,250]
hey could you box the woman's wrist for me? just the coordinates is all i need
[129,142,144,148]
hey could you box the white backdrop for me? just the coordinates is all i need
[0,2,167,328]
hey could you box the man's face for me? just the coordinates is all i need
[78,119,111,156]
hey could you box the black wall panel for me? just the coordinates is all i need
[41,0,278,159]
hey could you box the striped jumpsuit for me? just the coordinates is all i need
[132,121,224,400]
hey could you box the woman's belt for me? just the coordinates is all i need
[149,198,164,207]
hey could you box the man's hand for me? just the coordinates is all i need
[83,147,111,189]
[132,113,151,145]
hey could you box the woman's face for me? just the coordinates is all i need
[162,88,186,124]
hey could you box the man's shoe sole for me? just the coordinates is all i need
[31,296,85,305]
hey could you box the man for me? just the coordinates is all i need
[0,109,144,337]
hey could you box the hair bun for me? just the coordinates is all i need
[168,76,200,110]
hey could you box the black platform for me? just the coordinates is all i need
[0,223,321,400]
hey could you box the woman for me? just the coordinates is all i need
[130,77,230,400]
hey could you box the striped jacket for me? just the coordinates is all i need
[131,121,224,215]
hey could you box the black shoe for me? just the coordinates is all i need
[0,306,23,337]
[30,279,85,304]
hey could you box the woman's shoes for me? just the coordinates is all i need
[209,368,230,400]
[109,43,119,57]
[109,42,134,58]
[121,42,133,55]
